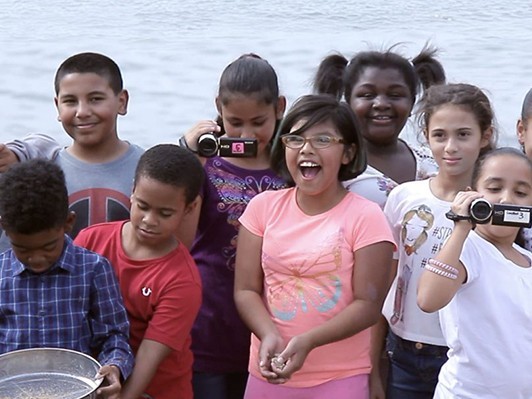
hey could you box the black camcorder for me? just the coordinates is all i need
[196,133,258,158]
[446,198,532,227]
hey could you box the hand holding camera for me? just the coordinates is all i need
[179,120,257,158]
[446,191,532,228]
[180,120,221,153]
[196,133,258,158]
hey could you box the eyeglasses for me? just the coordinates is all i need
[281,134,345,149]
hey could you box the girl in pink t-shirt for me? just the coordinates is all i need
[235,94,396,399]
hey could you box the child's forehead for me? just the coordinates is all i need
[356,66,408,86]
[8,228,64,249]
[134,176,187,197]
[291,118,338,134]
[221,94,273,112]
[57,72,113,93]
[481,155,532,181]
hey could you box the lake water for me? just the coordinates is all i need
[1,0,531,149]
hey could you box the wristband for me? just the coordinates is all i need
[428,258,459,275]
[178,136,197,153]
[425,264,458,280]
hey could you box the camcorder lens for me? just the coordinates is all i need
[197,133,219,157]
[469,198,493,223]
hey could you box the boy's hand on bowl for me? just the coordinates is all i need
[96,364,121,399]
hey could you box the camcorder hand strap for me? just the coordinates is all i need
[178,136,198,154]
[445,210,471,222]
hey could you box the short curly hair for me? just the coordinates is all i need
[0,159,69,234]
[134,144,205,204]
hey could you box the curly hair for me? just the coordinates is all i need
[134,144,205,204]
[0,159,69,234]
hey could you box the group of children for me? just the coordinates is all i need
[0,45,531,399]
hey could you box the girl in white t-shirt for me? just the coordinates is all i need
[418,147,532,398]
[380,83,497,399]
[235,94,396,399]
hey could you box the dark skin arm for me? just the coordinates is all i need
[120,339,173,399]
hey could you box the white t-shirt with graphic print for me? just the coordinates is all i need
[382,178,452,346]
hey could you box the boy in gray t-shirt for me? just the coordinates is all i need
[0,52,145,249]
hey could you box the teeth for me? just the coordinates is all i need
[300,161,319,167]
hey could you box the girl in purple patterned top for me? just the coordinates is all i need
[179,54,287,399]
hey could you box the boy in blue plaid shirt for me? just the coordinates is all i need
[0,159,134,399]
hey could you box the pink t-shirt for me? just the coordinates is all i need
[239,188,395,387]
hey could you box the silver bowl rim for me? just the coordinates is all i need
[0,347,103,366]
[0,347,104,398]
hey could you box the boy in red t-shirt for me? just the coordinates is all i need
[75,144,204,399]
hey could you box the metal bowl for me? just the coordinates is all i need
[0,348,104,399]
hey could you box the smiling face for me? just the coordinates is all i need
[349,66,413,146]
[129,176,193,251]
[55,72,128,151]
[426,104,490,180]
[285,119,352,200]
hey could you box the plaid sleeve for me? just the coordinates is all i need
[89,255,134,379]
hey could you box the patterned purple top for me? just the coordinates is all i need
[191,156,286,373]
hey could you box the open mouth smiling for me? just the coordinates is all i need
[299,161,321,178]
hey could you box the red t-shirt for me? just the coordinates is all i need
[75,221,202,399]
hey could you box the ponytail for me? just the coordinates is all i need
[314,44,446,106]
[412,45,446,92]
[313,53,349,100]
